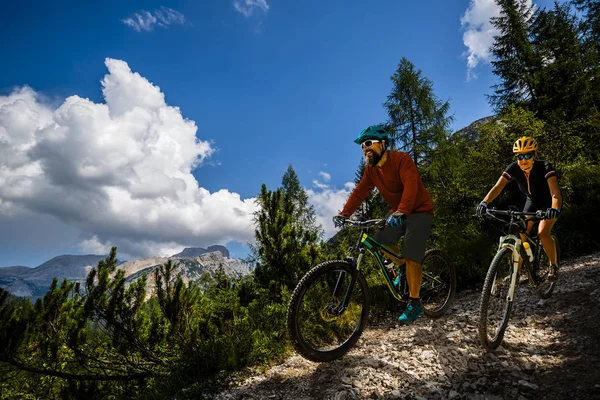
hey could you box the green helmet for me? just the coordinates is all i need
[354,125,388,144]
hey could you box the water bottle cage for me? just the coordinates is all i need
[522,243,534,262]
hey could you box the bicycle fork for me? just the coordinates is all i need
[332,253,365,313]
[495,235,522,302]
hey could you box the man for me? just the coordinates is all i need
[333,124,434,324]
[476,136,561,280]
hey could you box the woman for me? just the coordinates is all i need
[476,136,562,281]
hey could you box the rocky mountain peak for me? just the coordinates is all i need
[0,245,247,299]
[171,245,230,258]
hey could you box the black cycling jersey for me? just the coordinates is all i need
[502,160,556,211]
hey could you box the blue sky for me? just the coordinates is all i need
[0,0,560,267]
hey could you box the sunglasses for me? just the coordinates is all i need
[361,139,381,149]
[516,153,534,160]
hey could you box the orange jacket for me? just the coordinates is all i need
[341,151,434,217]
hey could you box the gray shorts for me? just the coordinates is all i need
[374,213,433,264]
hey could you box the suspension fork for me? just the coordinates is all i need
[332,253,365,311]
[496,235,522,302]
[507,245,520,302]
[507,238,522,302]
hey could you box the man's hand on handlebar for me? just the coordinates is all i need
[333,214,347,228]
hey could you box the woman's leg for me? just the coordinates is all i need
[538,218,558,264]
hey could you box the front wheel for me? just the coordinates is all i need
[420,250,456,318]
[479,246,515,350]
[287,261,370,362]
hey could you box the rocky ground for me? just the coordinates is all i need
[216,253,600,400]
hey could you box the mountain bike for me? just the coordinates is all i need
[478,208,560,350]
[287,218,456,362]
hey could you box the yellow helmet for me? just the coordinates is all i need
[513,136,538,154]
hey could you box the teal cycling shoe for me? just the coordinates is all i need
[399,300,423,324]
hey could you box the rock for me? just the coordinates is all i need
[518,380,539,393]
[334,390,357,400]
[536,299,547,307]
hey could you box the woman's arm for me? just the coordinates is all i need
[483,176,509,204]
[547,176,562,209]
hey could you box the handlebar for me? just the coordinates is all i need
[337,218,386,229]
[483,208,547,224]
[486,208,545,218]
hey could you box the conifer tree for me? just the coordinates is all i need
[252,167,321,293]
[281,165,322,239]
[384,57,452,166]
[530,2,588,119]
[573,0,600,52]
[488,0,540,112]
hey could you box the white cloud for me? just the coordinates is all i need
[122,7,186,32]
[0,58,257,260]
[234,0,270,17]
[460,0,535,80]
[307,182,354,240]
[318,171,331,182]
[460,0,502,80]
[312,180,329,190]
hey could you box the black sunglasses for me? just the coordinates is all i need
[516,152,534,161]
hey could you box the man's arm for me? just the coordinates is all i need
[396,155,420,215]
[340,169,374,217]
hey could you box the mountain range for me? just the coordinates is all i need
[0,246,251,299]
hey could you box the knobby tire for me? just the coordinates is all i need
[420,249,456,319]
[479,247,514,350]
[287,261,370,362]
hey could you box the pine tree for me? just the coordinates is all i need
[573,0,600,52]
[530,2,589,119]
[488,0,541,112]
[252,168,322,293]
[281,165,322,239]
[383,57,453,166]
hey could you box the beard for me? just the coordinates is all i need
[364,149,384,166]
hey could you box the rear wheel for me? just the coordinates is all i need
[536,235,560,299]
[479,247,515,350]
[420,250,456,318]
[287,261,370,362]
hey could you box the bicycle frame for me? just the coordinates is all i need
[487,209,547,301]
[341,219,423,303]
[357,229,405,301]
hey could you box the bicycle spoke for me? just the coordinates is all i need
[288,261,370,362]
[420,250,456,319]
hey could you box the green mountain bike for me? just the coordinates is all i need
[478,208,560,350]
[287,218,456,362]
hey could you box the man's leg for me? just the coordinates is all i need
[398,213,433,324]
[384,244,404,265]
[405,258,422,299]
